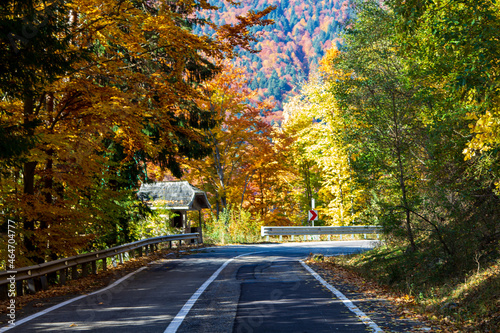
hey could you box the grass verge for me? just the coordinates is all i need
[331,245,499,332]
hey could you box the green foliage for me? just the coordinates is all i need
[204,206,263,244]
[326,0,499,261]
[130,208,181,240]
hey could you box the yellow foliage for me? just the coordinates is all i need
[283,52,366,225]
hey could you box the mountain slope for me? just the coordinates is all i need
[194,0,352,119]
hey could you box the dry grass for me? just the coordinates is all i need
[330,246,500,332]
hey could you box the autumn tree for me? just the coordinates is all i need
[393,0,500,191]
[327,0,499,263]
[331,1,431,251]
[182,63,269,212]
[0,0,275,265]
[283,48,365,226]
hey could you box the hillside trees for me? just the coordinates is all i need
[0,0,274,265]
[194,0,351,110]
[394,0,500,191]
[332,1,426,251]
[283,65,362,226]
[389,0,500,262]
[182,63,297,226]
[328,0,499,265]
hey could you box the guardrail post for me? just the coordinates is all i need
[119,253,124,265]
[92,260,97,274]
[82,263,88,277]
[27,278,36,294]
[40,275,48,290]
[169,241,172,249]
[16,280,23,296]
[138,247,143,257]
[102,258,107,271]
[0,284,7,300]
[149,244,154,254]
[59,268,67,285]
[71,265,78,280]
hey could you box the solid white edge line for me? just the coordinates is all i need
[300,260,384,333]
[0,266,149,333]
[164,251,263,333]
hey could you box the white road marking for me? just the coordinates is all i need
[164,251,264,333]
[0,266,148,332]
[0,247,212,332]
[300,260,384,333]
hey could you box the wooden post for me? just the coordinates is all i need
[92,260,97,274]
[198,210,204,244]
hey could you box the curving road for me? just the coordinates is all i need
[2,241,421,333]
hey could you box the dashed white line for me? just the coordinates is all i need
[300,260,384,333]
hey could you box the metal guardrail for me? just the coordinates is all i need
[0,233,200,298]
[261,226,382,236]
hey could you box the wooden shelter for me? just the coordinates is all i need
[137,181,211,240]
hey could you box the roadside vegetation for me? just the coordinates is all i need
[308,1,500,330]
[331,245,499,331]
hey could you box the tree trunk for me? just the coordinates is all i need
[22,93,41,263]
[392,94,416,252]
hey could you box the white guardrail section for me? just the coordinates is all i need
[261,226,382,237]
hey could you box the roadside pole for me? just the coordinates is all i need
[311,198,315,227]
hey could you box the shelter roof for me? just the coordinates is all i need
[137,181,211,211]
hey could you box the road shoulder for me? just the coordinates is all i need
[306,257,433,332]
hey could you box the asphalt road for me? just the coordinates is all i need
[2,241,402,333]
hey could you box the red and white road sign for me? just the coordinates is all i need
[308,210,318,221]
